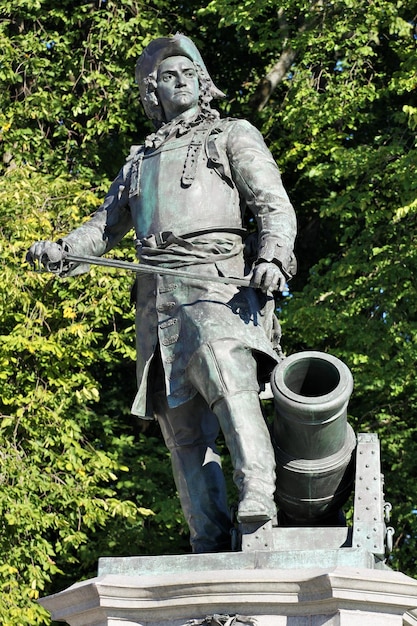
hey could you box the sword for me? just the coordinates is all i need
[63,253,253,288]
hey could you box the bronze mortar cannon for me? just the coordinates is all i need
[271,351,356,525]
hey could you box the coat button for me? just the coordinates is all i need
[159,284,178,294]
[159,318,178,329]
[161,334,179,346]
[157,301,176,313]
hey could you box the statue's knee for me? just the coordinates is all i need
[154,391,220,449]
[186,339,259,408]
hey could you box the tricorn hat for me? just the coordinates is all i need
[135,33,225,121]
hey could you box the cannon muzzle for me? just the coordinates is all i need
[271,351,356,525]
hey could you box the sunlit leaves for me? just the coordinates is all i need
[0,166,186,623]
[0,0,163,178]
[199,0,417,579]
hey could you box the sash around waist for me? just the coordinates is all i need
[135,231,246,269]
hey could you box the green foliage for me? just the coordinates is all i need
[0,166,188,623]
[279,144,417,574]
[202,0,417,578]
[0,0,161,179]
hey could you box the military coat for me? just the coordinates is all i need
[60,116,297,418]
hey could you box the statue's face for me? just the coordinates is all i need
[156,55,200,122]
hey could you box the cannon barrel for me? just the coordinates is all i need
[271,351,356,524]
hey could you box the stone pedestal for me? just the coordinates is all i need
[40,551,417,625]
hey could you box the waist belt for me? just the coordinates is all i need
[136,227,247,250]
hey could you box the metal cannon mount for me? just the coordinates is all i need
[236,351,394,568]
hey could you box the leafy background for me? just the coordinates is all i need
[0,0,416,623]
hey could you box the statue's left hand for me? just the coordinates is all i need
[250,262,286,294]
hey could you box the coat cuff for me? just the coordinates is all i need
[257,237,297,279]
[56,239,91,277]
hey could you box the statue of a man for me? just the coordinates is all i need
[28,34,297,553]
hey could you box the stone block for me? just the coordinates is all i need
[39,553,417,626]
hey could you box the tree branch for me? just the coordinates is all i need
[250,3,327,111]
[249,46,297,111]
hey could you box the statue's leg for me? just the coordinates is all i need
[186,339,277,523]
[153,391,233,553]
[213,392,276,523]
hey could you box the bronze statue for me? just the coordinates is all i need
[27,34,297,553]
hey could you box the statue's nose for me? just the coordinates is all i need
[176,73,188,86]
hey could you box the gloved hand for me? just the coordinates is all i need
[250,261,287,294]
[26,240,65,273]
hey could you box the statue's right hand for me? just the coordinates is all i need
[26,241,65,273]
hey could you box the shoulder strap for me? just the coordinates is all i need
[205,118,236,187]
[129,146,145,199]
[181,120,215,187]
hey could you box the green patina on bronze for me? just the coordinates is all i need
[27,34,301,553]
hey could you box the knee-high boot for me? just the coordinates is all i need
[154,391,233,553]
[187,339,277,523]
[212,391,277,523]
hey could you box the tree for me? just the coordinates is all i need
[0,3,239,622]
[201,0,417,574]
[0,0,153,177]
[0,165,194,624]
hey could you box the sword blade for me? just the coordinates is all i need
[65,253,252,288]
